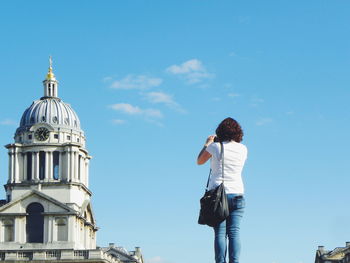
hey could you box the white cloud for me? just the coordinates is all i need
[0,119,17,126]
[145,91,174,105]
[112,119,126,125]
[256,118,273,126]
[111,103,142,114]
[166,59,203,74]
[166,59,214,84]
[143,91,186,113]
[110,75,162,90]
[110,103,163,119]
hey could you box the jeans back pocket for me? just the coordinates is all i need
[233,196,245,210]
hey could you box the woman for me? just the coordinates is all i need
[197,117,248,263]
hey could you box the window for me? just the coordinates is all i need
[53,151,59,180]
[54,134,59,139]
[27,152,32,180]
[77,138,80,142]
[3,219,14,242]
[39,151,45,180]
[67,135,71,140]
[56,218,68,241]
[28,134,32,140]
[26,203,44,243]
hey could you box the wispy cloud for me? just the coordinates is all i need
[0,119,17,126]
[229,51,237,57]
[228,93,240,98]
[166,59,214,84]
[147,256,174,263]
[109,75,162,90]
[110,103,163,119]
[256,118,273,126]
[250,97,264,107]
[143,91,186,113]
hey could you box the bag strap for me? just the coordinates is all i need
[204,142,224,191]
[220,142,224,182]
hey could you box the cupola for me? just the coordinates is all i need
[43,56,58,98]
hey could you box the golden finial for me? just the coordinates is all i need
[46,55,56,80]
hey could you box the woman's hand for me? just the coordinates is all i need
[204,135,216,147]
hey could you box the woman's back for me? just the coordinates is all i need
[206,141,247,194]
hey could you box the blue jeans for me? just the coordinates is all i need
[213,194,245,263]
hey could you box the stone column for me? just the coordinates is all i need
[45,152,50,181]
[14,149,19,183]
[65,149,71,182]
[34,152,39,181]
[74,152,79,182]
[49,151,53,180]
[81,157,85,185]
[70,150,74,182]
[23,153,27,181]
[8,152,13,183]
[49,152,54,180]
[85,159,90,187]
[79,155,83,182]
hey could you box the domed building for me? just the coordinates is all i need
[0,58,143,263]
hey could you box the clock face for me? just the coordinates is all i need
[34,127,50,141]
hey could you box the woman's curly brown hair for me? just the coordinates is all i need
[215,117,244,143]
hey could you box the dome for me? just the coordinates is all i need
[17,97,81,132]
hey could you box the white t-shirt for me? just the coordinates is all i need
[206,141,248,194]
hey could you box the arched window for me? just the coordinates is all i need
[26,152,32,180]
[3,219,14,242]
[39,151,45,180]
[56,217,68,241]
[26,203,44,243]
[53,151,59,180]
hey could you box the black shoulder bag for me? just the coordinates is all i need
[198,142,229,227]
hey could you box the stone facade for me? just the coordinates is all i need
[0,59,143,263]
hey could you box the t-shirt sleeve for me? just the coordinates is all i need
[206,143,219,159]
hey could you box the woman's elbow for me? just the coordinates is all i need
[197,158,205,165]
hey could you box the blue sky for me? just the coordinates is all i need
[1,1,350,263]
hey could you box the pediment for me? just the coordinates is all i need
[81,200,96,225]
[0,190,76,215]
